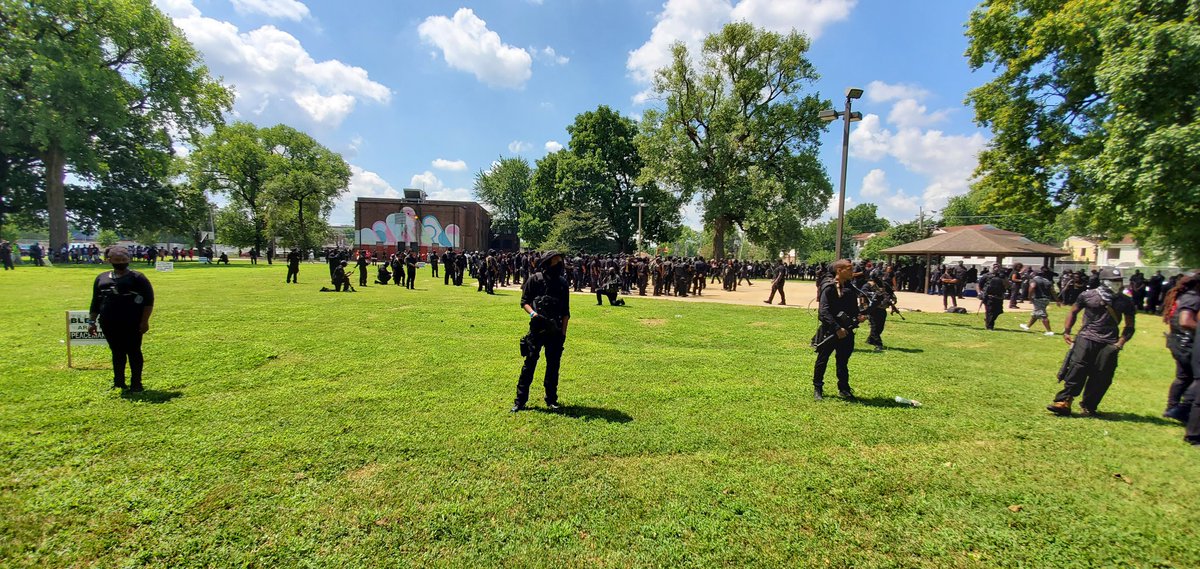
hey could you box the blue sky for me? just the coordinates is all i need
[154,0,992,230]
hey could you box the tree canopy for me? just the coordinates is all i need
[0,0,231,251]
[638,22,831,258]
[473,157,531,236]
[522,106,681,252]
[966,0,1200,265]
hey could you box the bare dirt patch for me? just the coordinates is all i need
[639,318,668,326]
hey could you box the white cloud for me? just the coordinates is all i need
[432,159,467,171]
[331,165,402,225]
[410,171,473,202]
[508,140,532,154]
[626,0,856,102]
[155,0,389,128]
[544,140,563,152]
[729,0,857,36]
[848,91,988,218]
[535,46,569,65]
[821,194,856,221]
[156,0,199,18]
[865,80,931,103]
[627,0,731,86]
[886,98,950,129]
[229,0,310,21]
[418,8,533,89]
[860,169,888,198]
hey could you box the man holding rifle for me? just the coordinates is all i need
[511,251,572,412]
[812,259,867,401]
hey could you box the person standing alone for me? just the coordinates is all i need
[512,251,571,412]
[88,246,154,392]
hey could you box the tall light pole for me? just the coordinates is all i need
[634,200,648,252]
[819,87,864,261]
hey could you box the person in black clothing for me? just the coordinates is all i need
[861,274,892,352]
[764,260,787,305]
[979,264,1007,330]
[441,250,454,285]
[356,252,370,287]
[812,259,866,400]
[1161,274,1198,423]
[1,240,15,270]
[429,251,439,278]
[375,262,392,285]
[333,261,352,292]
[1047,268,1136,416]
[512,251,572,412]
[404,250,417,289]
[1147,271,1165,313]
[596,267,625,306]
[286,249,301,283]
[88,246,154,391]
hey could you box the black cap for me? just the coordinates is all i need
[1099,268,1123,281]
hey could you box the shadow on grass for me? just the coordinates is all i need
[903,320,979,329]
[848,396,913,409]
[535,405,633,423]
[1087,412,1180,427]
[120,390,182,404]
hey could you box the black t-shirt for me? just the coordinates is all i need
[1031,275,1053,299]
[1075,287,1136,344]
[1172,290,1200,334]
[90,270,154,326]
[521,270,571,322]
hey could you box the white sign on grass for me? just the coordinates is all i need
[155,261,174,272]
[66,310,106,345]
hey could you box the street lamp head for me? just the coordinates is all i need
[846,87,864,99]
[848,111,863,122]
[818,109,839,122]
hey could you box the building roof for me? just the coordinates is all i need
[852,231,884,241]
[936,224,1022,237]
[880,227,1070,257]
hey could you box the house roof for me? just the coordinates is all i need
[880,227,1070,257]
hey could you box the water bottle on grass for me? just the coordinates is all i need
[895,396,922,407]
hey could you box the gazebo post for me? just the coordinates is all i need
[924,253,931,294]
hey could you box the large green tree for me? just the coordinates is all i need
[524,106,681,252]
[638,22,831,259]
[0,0,231,252]
[966,0,1200,265]
[473,157,531,237]
[262,125,350,253]
[844,203,890,235]
[190,122,275,251]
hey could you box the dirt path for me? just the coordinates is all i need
[516,278,1036,313]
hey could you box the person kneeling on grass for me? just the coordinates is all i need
[1047,268,1135,417]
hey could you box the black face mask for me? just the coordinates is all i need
[112,263,129,271]
[546,263,563,276]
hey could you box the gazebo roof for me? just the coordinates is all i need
[880,227,1069,257]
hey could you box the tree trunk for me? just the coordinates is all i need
[712,216,728,260]
[297,197,306,254]
[44,146,69,254]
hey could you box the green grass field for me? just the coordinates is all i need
[1,261,1196,567]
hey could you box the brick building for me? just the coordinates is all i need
[354,192,491,255]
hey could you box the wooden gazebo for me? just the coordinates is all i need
[880,227,1070,293]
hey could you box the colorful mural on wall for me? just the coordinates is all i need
[358,207,460,248]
